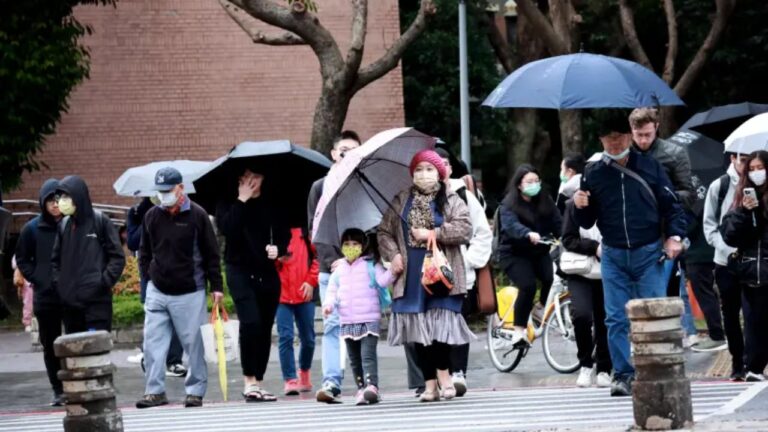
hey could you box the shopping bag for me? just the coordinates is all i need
[201,304,240,363]
[421,232,454,296]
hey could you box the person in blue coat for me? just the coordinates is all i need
[573,111,687,397]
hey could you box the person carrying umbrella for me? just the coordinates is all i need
[307,131,362,404]
[217,167,290,402]
[136,167,223,409]
[378,149,473,403]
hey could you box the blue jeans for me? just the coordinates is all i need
[143,282,208,397]
[276,302,316,381]
[662,260,698,336]
[602,240,666,379]
[140,270,183,365]
[319,272,343,387]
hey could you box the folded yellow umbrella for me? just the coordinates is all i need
[212,303,228,401]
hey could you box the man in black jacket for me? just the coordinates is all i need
[15,179,65,406]
[52,175,125,333]
[137,167,223,409]
[574,112,687,397]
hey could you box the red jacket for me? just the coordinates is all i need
[277,227,319,304]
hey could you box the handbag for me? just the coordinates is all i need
[421,232,455,296]
[475,264,497,314]
[560,250,601,279]
[201,304,240,363]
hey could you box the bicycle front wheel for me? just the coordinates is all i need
[487,314,526,372]
[542,299,580,374]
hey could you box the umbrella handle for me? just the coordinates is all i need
[210,303,230,324]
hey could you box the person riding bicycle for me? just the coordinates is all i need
[497,164,562,346]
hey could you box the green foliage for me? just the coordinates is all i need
[0,1,115,192]
[399,0,510,202]
[112,292,144,327]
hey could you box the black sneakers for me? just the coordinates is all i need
[316,382,342,404]
[184,395,203,408]
[166,363,188,378]
[610,376,633,397]
[51,392,64,407]
[136,393,169,409]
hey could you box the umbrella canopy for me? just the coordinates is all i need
[724,113,768,155]
[192,140,331,225]
[482,53,684,109]
[113,160,210,197]
[680,102,768,142]
[311,128,435,247]
[667,129,727,215]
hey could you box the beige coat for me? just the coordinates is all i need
[377,187,472,299]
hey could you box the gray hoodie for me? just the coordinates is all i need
[703,163,739,266]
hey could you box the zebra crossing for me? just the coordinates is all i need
[0,382,760,432]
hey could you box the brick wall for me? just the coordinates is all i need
[8,0,405,206]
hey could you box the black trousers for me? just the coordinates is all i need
[413,342,451,381]
[505,254,553,327]
[449,290,477,376]
[742,284,768,374]
[715,265,748,372]
[227,266,280,380]
[687,263,725,341]
[36,308,64,395]
[346,335,379,388]
[568,277,611,373]
[62,304,112,333]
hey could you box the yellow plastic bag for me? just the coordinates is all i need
[496,286,519,328]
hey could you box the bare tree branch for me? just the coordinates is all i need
[476,9,515,74]
[515,0,568,56]
[345,0,368,76]
[230,0,345,74]
[617,0,653,70]
[220,0,306,45]
[352,0,436,93]
[674,0,736,97]
[661,0,678,83]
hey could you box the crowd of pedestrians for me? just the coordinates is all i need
[10,107,766,409]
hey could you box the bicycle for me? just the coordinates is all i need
[487,238,580,374]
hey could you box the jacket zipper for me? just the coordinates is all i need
[621,172,631,248]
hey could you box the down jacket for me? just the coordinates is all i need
[277,227,319,304]
[324,257,395,325]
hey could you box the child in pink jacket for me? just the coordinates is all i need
[323,228,394,405]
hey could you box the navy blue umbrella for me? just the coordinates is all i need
[482,53,684,109]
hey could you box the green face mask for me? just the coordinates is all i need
[58,196,76,216]
[559,172,569,183]
[522,183,542,197]
[342,244,363,262]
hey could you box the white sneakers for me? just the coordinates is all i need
[452,372,467,397]
[576,367,612,388]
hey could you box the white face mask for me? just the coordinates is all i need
[157,191,179,207]
[413,170,439,191]
[749,169,767,186]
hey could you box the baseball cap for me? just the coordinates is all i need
[153,167,183,192]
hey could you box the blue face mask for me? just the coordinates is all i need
[604,148,630,161]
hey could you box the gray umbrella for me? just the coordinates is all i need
[113,160,210,197]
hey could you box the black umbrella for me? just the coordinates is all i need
[680,102,768,142]
[193,140,331,226]
[667,129,727,216]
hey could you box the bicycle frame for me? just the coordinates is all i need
[529,274,570,342]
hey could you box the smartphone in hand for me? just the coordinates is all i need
[745,187,757,202]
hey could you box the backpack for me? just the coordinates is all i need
[714,174,730,222]
[366,260,392,311]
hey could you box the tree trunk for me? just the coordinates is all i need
[559,109,582,154]
[658,105,678,138]
[508,109,538,174]
[310,82,352,155]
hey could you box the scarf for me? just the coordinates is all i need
[407,183,439,247]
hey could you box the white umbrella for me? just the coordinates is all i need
[113,160,210,197]
[724,112,768,154]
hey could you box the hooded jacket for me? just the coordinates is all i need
[15,179,61,311]
[703,163,740,266]
[324,257,395,325]
[276,227,319,304]
[51,176,126,311]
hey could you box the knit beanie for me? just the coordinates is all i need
[409,149,448,180]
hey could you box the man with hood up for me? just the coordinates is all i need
[15,179,66,406]
[52,175,126,332]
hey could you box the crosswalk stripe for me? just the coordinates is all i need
[0,382,756,432]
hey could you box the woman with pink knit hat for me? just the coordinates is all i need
[377,149,473,402]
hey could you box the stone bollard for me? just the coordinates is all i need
[54,331,124,432]
[627,298,693,431]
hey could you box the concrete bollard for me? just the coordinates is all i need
[54,331,123,432]
[627,298,693,431]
